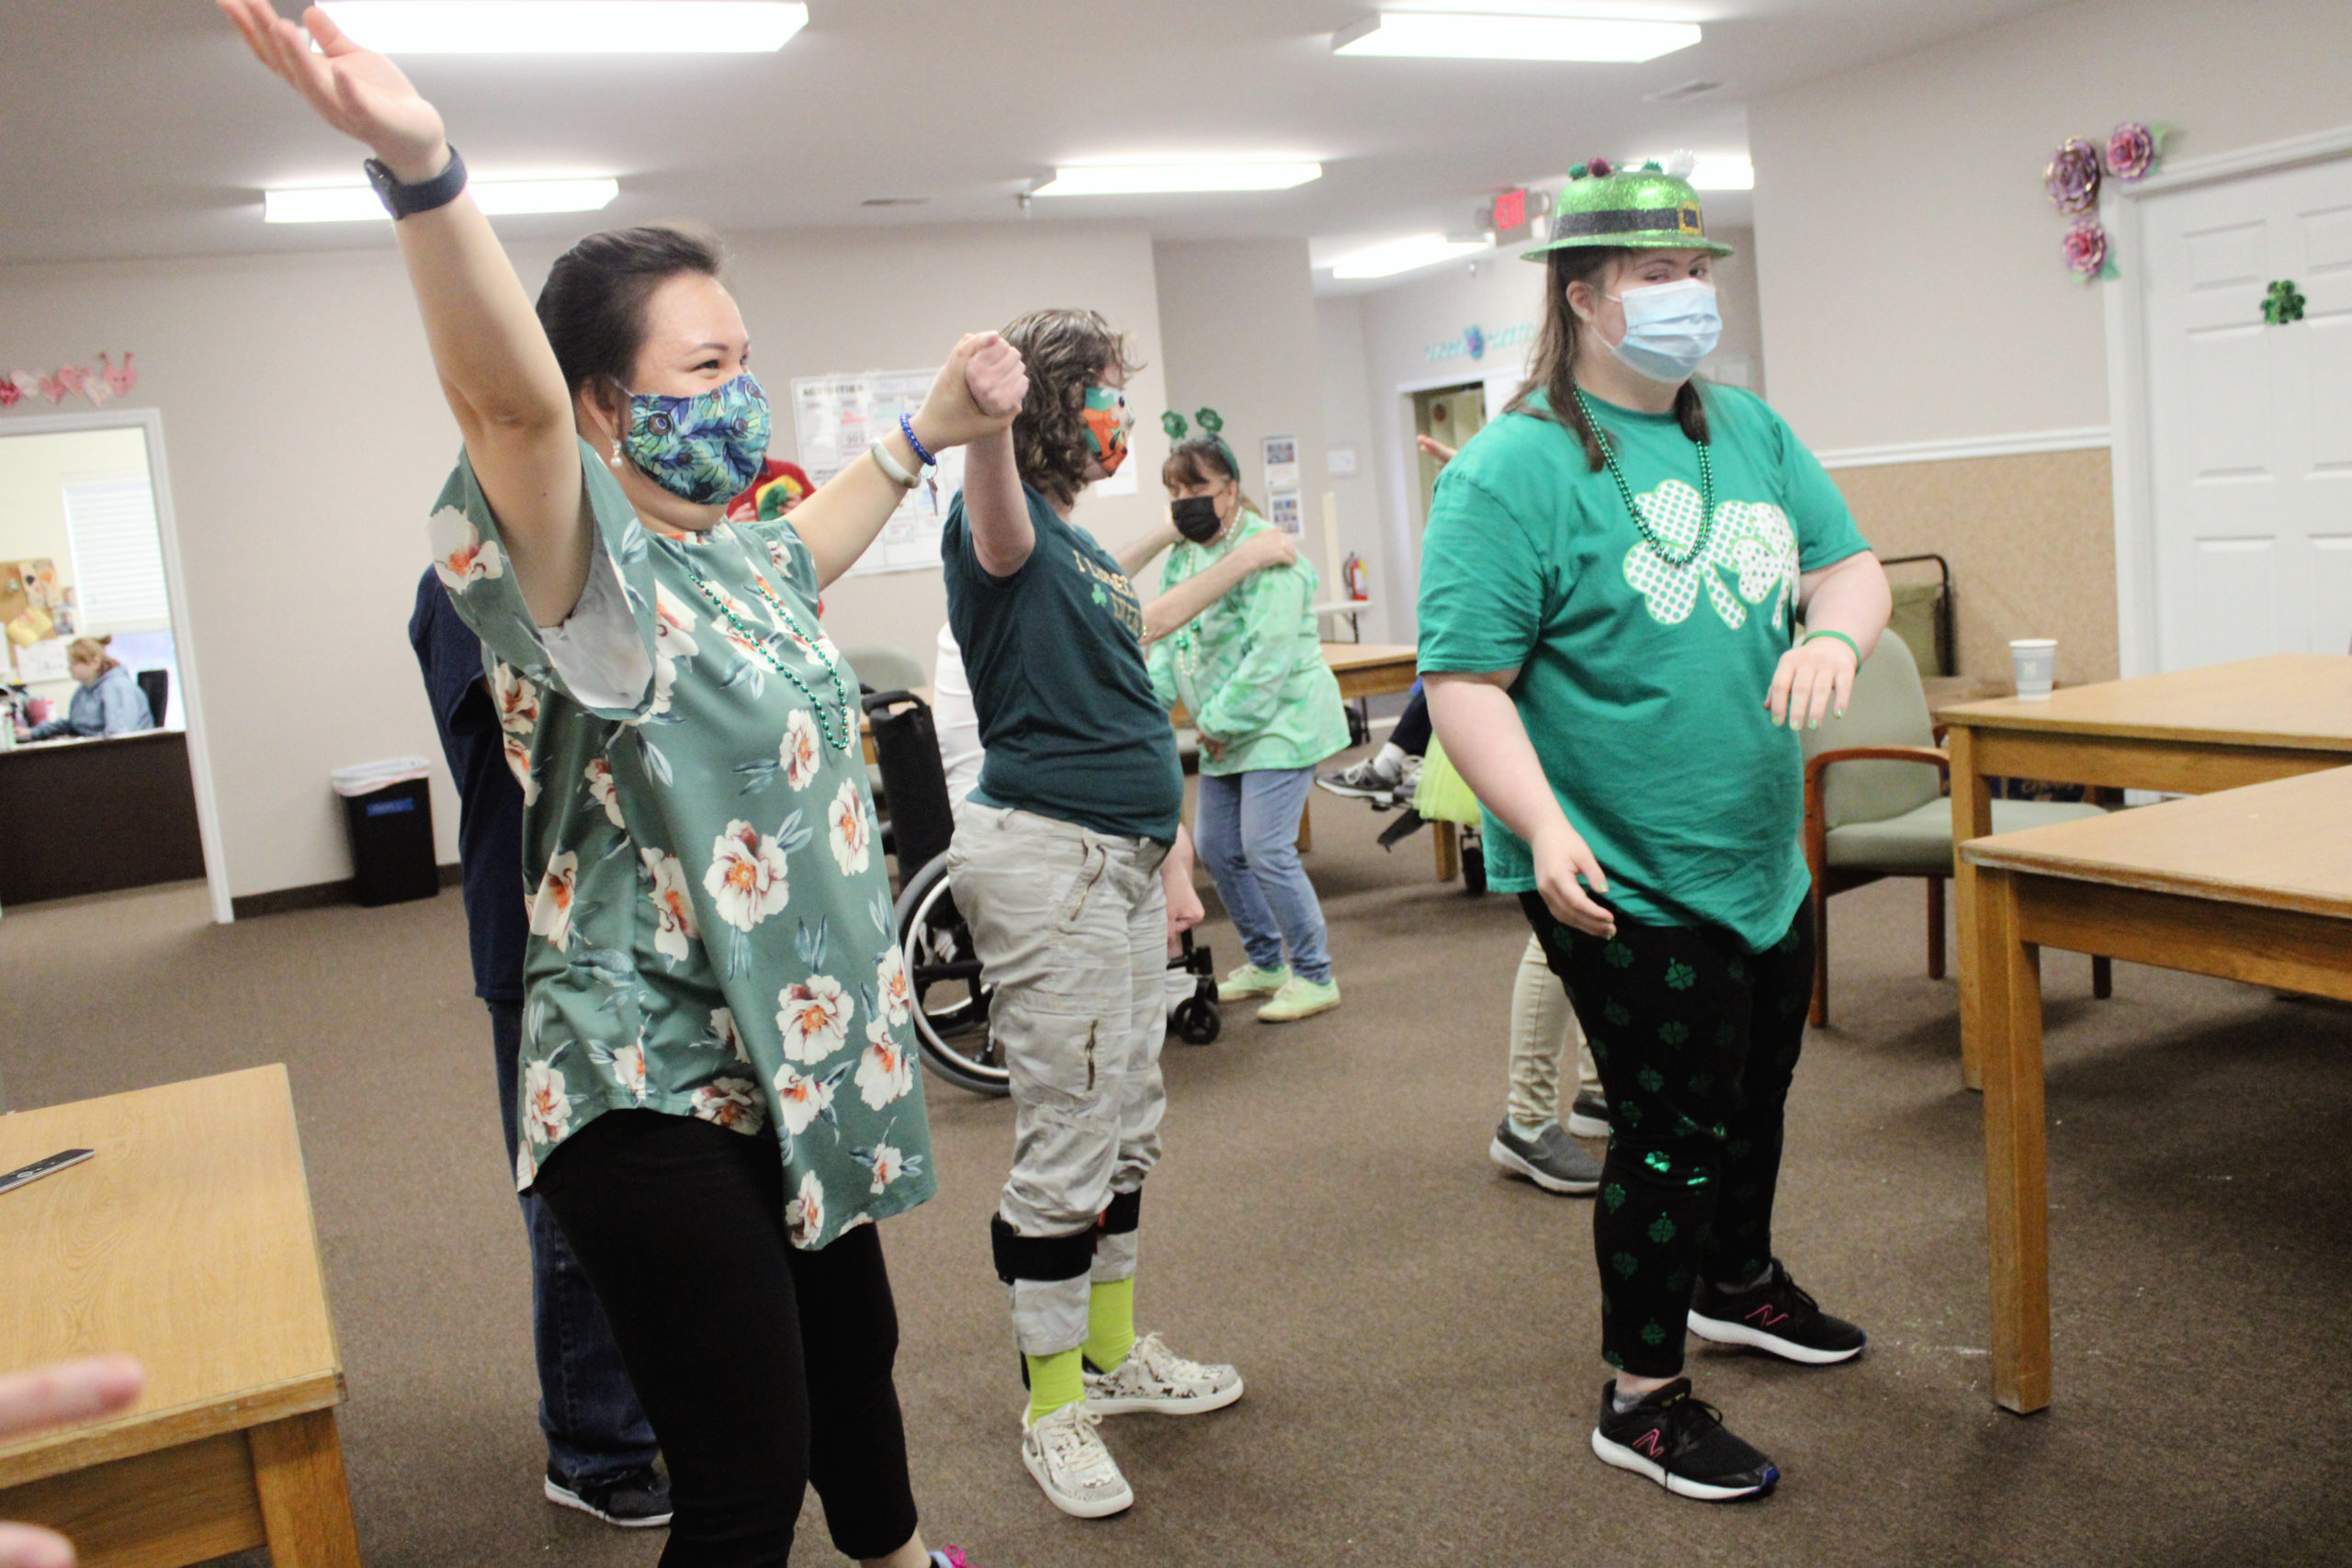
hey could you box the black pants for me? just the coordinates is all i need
[535,1111,918,1565]
[1521,895,1814,1379]
[1391,684,1432,756]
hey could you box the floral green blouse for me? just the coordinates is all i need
[428,441,933,1248]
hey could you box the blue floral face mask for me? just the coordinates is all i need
[621,371,772,506]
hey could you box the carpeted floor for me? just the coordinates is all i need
[5,778,2349,1568]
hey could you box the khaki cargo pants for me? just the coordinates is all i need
[948,801,1170,1355]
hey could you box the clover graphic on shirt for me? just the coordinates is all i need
[1618,479,1800,631]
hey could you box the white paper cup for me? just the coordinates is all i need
[2009,638,2057,700]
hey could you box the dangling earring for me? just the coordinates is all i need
[608,440,625,471]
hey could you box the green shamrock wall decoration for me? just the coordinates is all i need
[2262,279,2307,325]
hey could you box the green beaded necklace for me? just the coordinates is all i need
[674,541,855,754]
[1571,382,1716,570]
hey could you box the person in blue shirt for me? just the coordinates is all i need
[17,637,153,741]
[408,569,670,1529]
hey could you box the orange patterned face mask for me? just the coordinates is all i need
[1081,384,1131,476]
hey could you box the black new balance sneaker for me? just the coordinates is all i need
[1592,1379,1779,1502]
[1688,1258,1867,1365]
[545,1464,673,1528]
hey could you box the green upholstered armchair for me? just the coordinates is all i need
[1799,633,2111,1026]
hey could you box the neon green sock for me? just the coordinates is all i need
[1025,1348,1085,1425]
[1084,1276,1137,1373]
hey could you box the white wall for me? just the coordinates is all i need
[0,220,1167,902]
[1328,226,1761,639]
[1153,239,1346,592]
[1748,0,2352,450]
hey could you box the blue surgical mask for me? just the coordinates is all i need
[621,371,772,506]
[1605,278,1721,385]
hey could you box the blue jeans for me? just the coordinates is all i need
[490,1000,660,1485]
[1194,766,1332,985]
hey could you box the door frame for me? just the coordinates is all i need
[0,407,233,922]
[2103,124,2352,677]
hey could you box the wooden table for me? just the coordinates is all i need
[1321,641,1418,702]
[1943,653,2352,1088]
[0,1066,361,1566]
[1960,767,2352,1414]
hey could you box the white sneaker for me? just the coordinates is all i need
[1021,1403,1134,1518]
[1082,1331,1244,1416]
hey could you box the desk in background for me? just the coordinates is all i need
[0,729,205,907]
[1942,653,2352,1088]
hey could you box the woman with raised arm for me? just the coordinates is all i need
[1418,154,1890,1504]
[220,6,1023,1564]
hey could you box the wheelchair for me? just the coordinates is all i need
[864,689,1220,1100]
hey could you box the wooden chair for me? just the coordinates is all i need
[1800,634,2111,1026]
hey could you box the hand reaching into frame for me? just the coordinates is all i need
[1416,434,1458,467]
[0,1355,145,1568]
[1229,529,1297,573]
[218,1,450,181]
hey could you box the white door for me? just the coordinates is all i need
[2142,152,2352,669]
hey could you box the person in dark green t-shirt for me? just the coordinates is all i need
[943,309,1243,1520]
[1419,155,1893,1504]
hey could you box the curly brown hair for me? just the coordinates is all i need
[1001,308,1146,508]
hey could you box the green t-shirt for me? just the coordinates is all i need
[942,483,1183,842]
[1415,385,1869,952]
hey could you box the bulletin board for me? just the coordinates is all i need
[787,369,966,577]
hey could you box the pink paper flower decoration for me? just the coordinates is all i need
[2107,122,2156,181]
[2044,138,2100,214]
[2064,219,2109,278]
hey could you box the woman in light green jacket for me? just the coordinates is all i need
[1148,433,1351,1022]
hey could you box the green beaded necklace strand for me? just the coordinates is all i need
[675,542,856,753]
[1571,382,1716,570]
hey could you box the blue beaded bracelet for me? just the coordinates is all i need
[899,412,936,469]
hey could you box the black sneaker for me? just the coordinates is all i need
[1688,1258,1867,1365]
[1566,1091,1611,1139]
[1592,1379,1779,1502]
[545,1465,673,1528]
[1487,1120,1600,1194]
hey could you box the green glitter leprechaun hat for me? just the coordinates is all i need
[1521,150,1735,260]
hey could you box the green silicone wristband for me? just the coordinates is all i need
[1803,628,1862,663]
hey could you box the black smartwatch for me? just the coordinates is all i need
[364,145,467,220]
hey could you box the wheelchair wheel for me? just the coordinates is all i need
[893,852,1010,1097]
[1171,994,1221,1046]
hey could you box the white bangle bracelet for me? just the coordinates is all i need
[868,440,921,489]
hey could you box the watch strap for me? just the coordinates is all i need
[366,146,468,220]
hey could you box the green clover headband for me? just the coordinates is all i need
[1160,406,1239,479]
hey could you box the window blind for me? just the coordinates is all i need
[62,477,171,628]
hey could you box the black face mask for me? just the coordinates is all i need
[1171,494,1223,543]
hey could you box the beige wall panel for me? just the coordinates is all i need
[1833,447,2118,685]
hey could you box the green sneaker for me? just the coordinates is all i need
[1217,963,1290,1001]
[1257,976,1340,1023]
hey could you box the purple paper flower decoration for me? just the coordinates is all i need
[2107,122,2156,181]
[2063,219,2109,278]
[2044,138,2101,214]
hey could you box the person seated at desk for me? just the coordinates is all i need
[16,637,154,742]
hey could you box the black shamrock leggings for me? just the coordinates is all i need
[1520,893,1814,1379]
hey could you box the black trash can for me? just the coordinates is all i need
[339,774,439,907]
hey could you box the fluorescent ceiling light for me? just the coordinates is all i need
[316,2,807,54]
[265,177,620,224]
[1642,154,1752,190]
[1328,232,1494,280]
[1333,13,1700,62]
[1032,163,1323,196]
